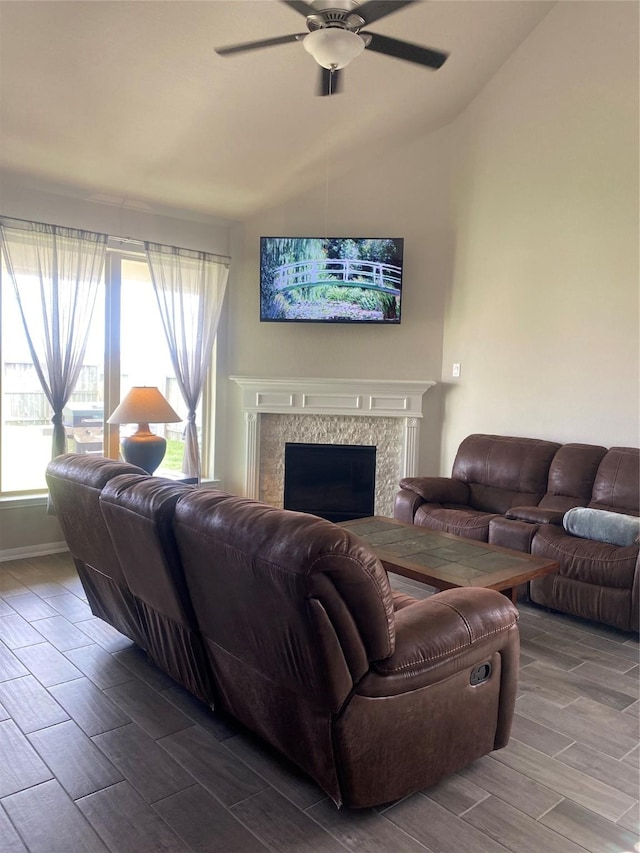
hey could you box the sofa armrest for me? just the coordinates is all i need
[357,587,519,698]
[393,489,427,524]
[489,516,538,552]
[399,476,470,506]
[506,506,564,525]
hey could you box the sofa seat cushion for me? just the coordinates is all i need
[414,504,501,542]
[563,507,640,547]
[532,524,638,590]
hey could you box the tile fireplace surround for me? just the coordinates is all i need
[231,377,435,516]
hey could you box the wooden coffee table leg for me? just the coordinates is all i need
[503,586,518,605]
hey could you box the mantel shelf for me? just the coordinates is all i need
[230,376,435,419]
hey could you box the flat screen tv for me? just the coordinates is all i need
[260,236,404,323]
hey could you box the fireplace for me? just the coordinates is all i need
[284,442,376,522]
[231,376,436,516]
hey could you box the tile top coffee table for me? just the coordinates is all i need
[339,516,559,603]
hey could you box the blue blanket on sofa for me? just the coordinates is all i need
[563,507,640,547]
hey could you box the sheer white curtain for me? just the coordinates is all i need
[0,217,107,458]
[145,242,229,479]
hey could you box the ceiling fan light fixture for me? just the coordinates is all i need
[303,28,365,70]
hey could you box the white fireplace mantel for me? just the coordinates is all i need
[231,376,436,503]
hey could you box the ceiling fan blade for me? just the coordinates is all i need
[362,32,448,68]
[281,0,317,17]
[317,66,343,97]
[357,0,416,26]
[216,33,305,57]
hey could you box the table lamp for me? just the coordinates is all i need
[107,386,181,474]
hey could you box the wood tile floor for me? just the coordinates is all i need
[0,553,638,853]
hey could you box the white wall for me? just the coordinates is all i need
[221,123,457,495]
[0,499,67,562]
[0,174,232,254]
[223,0,639,490]
[441,0,639,470]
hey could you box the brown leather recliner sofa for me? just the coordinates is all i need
[46,453,520,809]
[99,472,219,705]
[528,447,639,634]
[46,454,219,706]
[395,435,639,633]
[45,454,150,649]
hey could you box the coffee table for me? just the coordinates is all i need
[339,516,559,603]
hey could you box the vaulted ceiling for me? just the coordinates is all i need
[0,1,553,222]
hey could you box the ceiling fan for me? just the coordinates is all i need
[215,0,449,96]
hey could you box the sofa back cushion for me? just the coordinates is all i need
[538,443,607,512]
[589,447,640,516]
[99,474,217,703]
[46,454,147,586]
[451,434,561,514]
[100,474,196,624]
[174,491,394,711]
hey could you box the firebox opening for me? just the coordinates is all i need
[283,442,376,523]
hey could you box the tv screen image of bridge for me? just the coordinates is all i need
[272,258,401,297]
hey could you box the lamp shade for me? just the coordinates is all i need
[107,387,181,473]
[303,29,366,70]
[107,386,181,426]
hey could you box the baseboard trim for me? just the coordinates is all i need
[0,542,69,563]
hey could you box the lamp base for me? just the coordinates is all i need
[121,432,167,475]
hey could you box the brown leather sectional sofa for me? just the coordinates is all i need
[46,452,520,809]
[395,434,640,633]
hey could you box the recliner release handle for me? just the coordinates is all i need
[470,662,492,685]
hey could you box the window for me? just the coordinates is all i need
[0,243,210,496]
[115,255,201,472]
